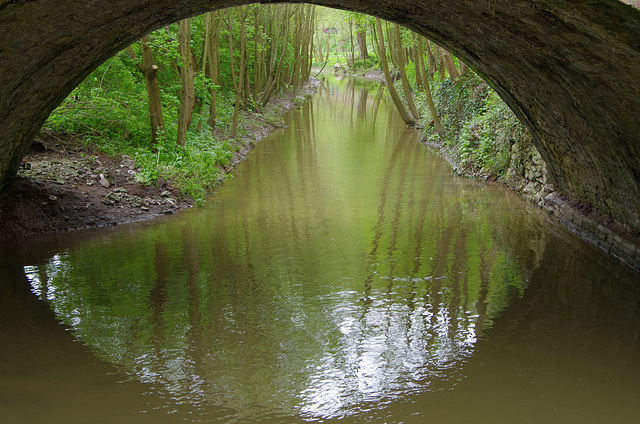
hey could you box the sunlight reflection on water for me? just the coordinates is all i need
[296,290,478,419]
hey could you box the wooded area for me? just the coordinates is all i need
[42,5,518,202]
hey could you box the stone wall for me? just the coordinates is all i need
[506,137,640,272]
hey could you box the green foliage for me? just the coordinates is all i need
[425,73,528,179]
[353,56,378,70]
[431,76,488,145]
[46,7,531,205]
[132,130,235,204]
[457,103,510,175]
[314,10,531,182]
[41,8,296,204]
[46,54,151,148]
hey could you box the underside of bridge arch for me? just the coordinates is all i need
[1,0,640,233]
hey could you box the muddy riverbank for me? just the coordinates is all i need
[0,80,319,240]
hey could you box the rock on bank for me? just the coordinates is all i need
[0,78,320,241]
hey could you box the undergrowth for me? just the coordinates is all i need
[41,57,243,205]
[422,72,531,180]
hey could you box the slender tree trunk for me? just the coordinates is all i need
[243,49,251,104]
[292,4,315,94]
[177,18,195,146]
[126,35,164,146]
[203,11,220,129]
[228,29,240,139]
[417,36,444,138]
[253,7,264,103]
[412,34,423,90]
[227,6,250,138]
[459,59,468,75]
[228,9,241,137]
[290,5,303,91]
[385,22,399,69]
[325,34,330,61]
[393,24,419,120]
[313,25,324,63]
[428,42,446,81]
[356,24,369,61]
[425,39,437,78]
[442,49,461,81]
[374,18,415,126]
[300,5,315,84]
[260,10,281,106]
[260,5,292,106]
[349,18,356,72]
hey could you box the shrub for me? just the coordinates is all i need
[425,73,531,180]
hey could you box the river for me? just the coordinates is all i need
[1,76,640,423]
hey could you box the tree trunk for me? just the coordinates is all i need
[203,11,220,129]
[459,59,468,75]
[425,39,437,78]
[393,24,419,120]
[349,18,356,72]
[260,5,292,106]
[227,6,249,138]
[253,7,264,103]
[412,34,423,90]
[385,22,399,70]
[428,42,446,81]
[374,18,415,126]
[177,18,195,146]
[417,36,444,138]
[356,25,369,61]
[442,49,461,81]
[290,5,304,93]
[300,5,315,85]
[126,35,164,147]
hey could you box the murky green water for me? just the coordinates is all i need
[2,77,640,423]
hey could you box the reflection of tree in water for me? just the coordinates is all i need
[24,189,532,420]
[22,78,544,421]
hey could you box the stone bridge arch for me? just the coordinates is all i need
[1,0,640,234]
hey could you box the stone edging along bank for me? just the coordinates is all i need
[514,154,640,274]
[426,136,640,273]
[536,191,640,273]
